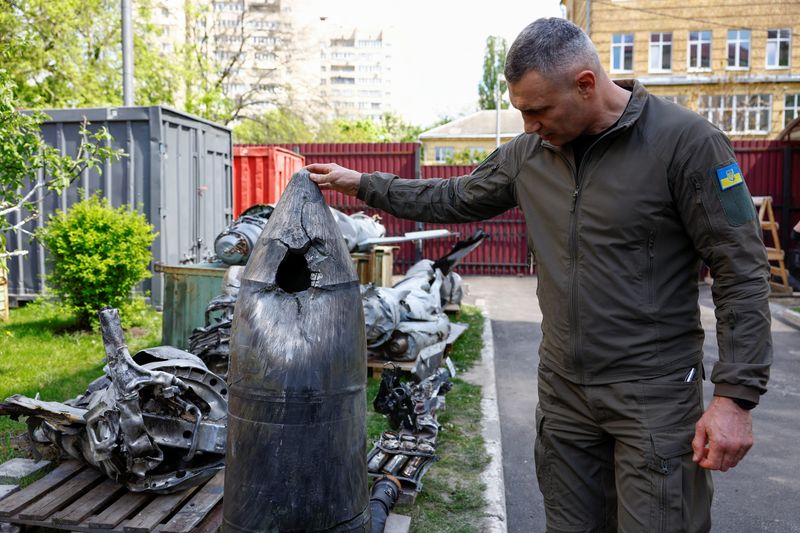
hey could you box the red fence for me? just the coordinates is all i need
[233,141,800,277]
[268,144,530,275]
[421,165,476,179]
[418,165,529,275]
[731,141,800,250]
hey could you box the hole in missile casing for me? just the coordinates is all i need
[183,430,192,439]
[276,250,312,293]
[209,378,218,386]
[220,388,228,395]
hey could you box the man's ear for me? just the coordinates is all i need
[575,70,597,98]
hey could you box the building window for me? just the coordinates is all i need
[785,94,800,127]
[213,2,243,12]
[698,94,771,134]
[252,36,277,45]
[249,20,278,30]
[688,30,712,70]
[727,29,751,68]
[611,33,634,72]
[766,29,791,68]
[253,83,277,93]
[649,32,672,72]
[434,147,454,162]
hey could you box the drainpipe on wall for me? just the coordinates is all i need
[782,143,793,250]
[585,0,592,35]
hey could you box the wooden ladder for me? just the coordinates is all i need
[753,196,791,293]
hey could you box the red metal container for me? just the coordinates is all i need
[233,146,305,217]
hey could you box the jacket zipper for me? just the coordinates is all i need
[568,135,607,381]
[659,461,667,531]
[728,308,736,362]
[544,125,628,381]
[547,148,583,379]
[691,176,716,236]
[647,230,655,307]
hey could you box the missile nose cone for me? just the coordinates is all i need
[244,170,357,291]
[224,169,369,531]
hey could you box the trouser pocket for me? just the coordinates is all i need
[635,371,711,533]
[647,429,694,532]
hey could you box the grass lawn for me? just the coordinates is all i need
[366,306,490,532]
[0,300,161,463]
[0,301,488,531]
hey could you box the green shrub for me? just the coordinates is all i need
[36,194,157,328]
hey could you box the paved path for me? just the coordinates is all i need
[463,275,800,533]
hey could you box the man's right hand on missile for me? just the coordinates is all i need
[306,163,361,196]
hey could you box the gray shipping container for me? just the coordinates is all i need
[6,106,233,308]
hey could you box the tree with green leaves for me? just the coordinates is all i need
[446,148,489,165]
[316,118,387,143]
[0,0,177,109]
[0,69,122,265]
[478,35,508,110]
[232,108,314,144]
[379,113,424,143]
[312,113,422,143]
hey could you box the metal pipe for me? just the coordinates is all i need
[495,80,501,148]
[782,143,793,249]
[369,476,401,533]
[121,0,134,106]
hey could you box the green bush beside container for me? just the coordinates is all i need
[36,194,157,328]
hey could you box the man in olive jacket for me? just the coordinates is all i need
[307,18,771,533]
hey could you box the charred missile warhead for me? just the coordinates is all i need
[223,170,370,532]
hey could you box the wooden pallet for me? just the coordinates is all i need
[367,357,415,379]
[0,461,224,532]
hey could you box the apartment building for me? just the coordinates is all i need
[147,0,394,122]
[149,0,306,116]
[562,0,800,139]
[319,27,393,121]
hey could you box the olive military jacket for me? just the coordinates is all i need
[358,80,771,405]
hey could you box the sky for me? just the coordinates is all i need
[300,0,565,126]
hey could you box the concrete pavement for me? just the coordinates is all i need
[462,275,800,533]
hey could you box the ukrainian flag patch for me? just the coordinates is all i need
[716,162,744,190]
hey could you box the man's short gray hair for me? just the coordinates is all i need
[505,18,601,83]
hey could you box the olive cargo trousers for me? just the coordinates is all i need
[535,364,713,533]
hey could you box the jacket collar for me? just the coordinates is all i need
[613,78,647,129]
[539,78,648,151]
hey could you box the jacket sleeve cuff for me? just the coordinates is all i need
[713,383,761,405]
[356,173,371,201]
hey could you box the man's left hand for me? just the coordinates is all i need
[692,396,753,471]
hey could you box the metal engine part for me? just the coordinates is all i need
[213,204,274,266]
[330,208,386,252]
[366,363,454,523]
[0,308,227,494]
[363,260,450,363]
[188,265,244,378]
